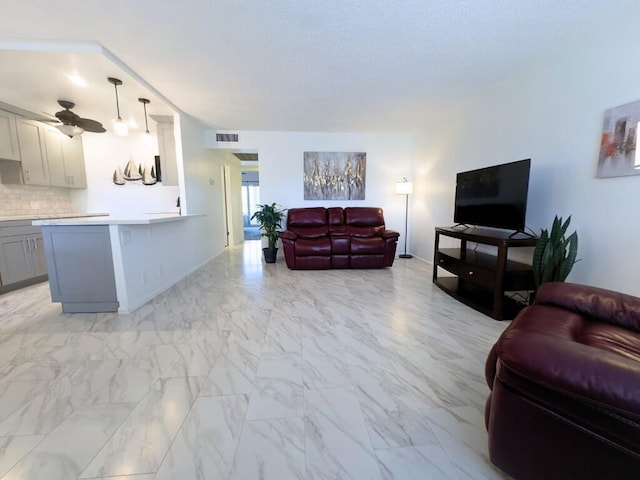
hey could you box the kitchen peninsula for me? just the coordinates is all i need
[34,213,203,314]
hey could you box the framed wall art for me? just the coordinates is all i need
[597,99,640,178]
[303,151,366,200]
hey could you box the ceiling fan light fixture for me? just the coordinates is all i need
[56,123,85,138]
[107,77,128,136]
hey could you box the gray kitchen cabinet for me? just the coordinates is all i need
[45,127,87,188]
[156,120,178,186]
[0,109,20,161]
[0,224,47,289]
[42,225,118,313]
[15,117,49,185]
[61,134,87,188]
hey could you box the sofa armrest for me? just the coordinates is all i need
[280,230,298,241]
[381,229,399,239]
[536,282,640,333]
[497,330,640,419]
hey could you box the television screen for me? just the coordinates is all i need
[453,159,531,231]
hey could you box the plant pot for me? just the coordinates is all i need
[263,247,278,263]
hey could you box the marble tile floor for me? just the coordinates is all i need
[0,240,512,479]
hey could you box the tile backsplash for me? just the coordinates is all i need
[0,183,73,216]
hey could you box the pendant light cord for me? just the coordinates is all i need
[113,83,122,120]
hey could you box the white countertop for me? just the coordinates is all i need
[0,212,108,223]
[33,212,202,226]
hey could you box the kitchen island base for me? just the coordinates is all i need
[42,225,119,313]
[35,213,205,314]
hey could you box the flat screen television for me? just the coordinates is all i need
[453,158,531,232]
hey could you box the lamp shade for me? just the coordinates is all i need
[395,180,413,195]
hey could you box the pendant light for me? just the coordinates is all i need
[107,77,128,136]
[138,98,150,134]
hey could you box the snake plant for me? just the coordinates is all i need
[532,215,578,289]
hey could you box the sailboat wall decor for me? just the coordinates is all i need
[113,166,125,185]
[112,156,159,186]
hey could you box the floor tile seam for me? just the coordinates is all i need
[73,402,139,480]
[151,391,201,479]
[226,374,258,480]
[0,433,47,478]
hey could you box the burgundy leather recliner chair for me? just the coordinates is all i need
[485,282,640,479]
[280,207,399,269]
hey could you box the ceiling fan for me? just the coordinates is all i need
[43,100,106,137]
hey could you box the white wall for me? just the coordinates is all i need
[412,19,640,296]
[71,129,180,215]
[205,130,415,249]
[177,113,228,261]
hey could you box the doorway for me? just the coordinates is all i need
[241,171,260,241]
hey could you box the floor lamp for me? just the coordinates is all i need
[395,178,413,259]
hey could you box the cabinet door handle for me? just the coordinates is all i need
[24,169,30,180]
[24,239,31,252]
[32,237,38,250]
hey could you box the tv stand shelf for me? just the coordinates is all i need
[433,227,537,320]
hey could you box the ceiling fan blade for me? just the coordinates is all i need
[76,117,106,133]
[35,118,62,124]
[55,109,80,124]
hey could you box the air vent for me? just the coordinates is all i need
[233,153,258,162]
[216,133,239,142]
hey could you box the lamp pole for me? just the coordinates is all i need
[396,177,413,259]
[399,191,412,258]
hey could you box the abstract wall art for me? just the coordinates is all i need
[597,99,640,178]
[303,151,366,200]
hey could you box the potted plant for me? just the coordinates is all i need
[532,215,579,294]
[251,202,285,263]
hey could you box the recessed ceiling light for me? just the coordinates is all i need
[67,74,86,87]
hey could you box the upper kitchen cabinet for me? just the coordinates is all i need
[0,115,87,189]
[16,118,49,185]
[0,110,20,161]
[156,119,178,186]
[45,127,87,188]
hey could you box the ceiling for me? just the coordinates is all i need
[1,0,638,134]
[0,47,175,134]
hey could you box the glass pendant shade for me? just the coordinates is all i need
[56,124,84,137]
[112,118,129,136]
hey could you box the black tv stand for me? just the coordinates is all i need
[433,226,538,320]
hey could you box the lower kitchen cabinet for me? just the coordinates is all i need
[0,224,48,292]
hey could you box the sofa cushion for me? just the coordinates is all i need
[327,207,345,231]
[295,237,331,256]
[290,225,328,238]
[344,207,385,227]
[351,237,385,254]
[346,225,384,237]
[287,207,327,227]
[286,207,328,239]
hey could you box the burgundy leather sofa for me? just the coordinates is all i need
[485,282,640,479]
[280,207,399,269]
